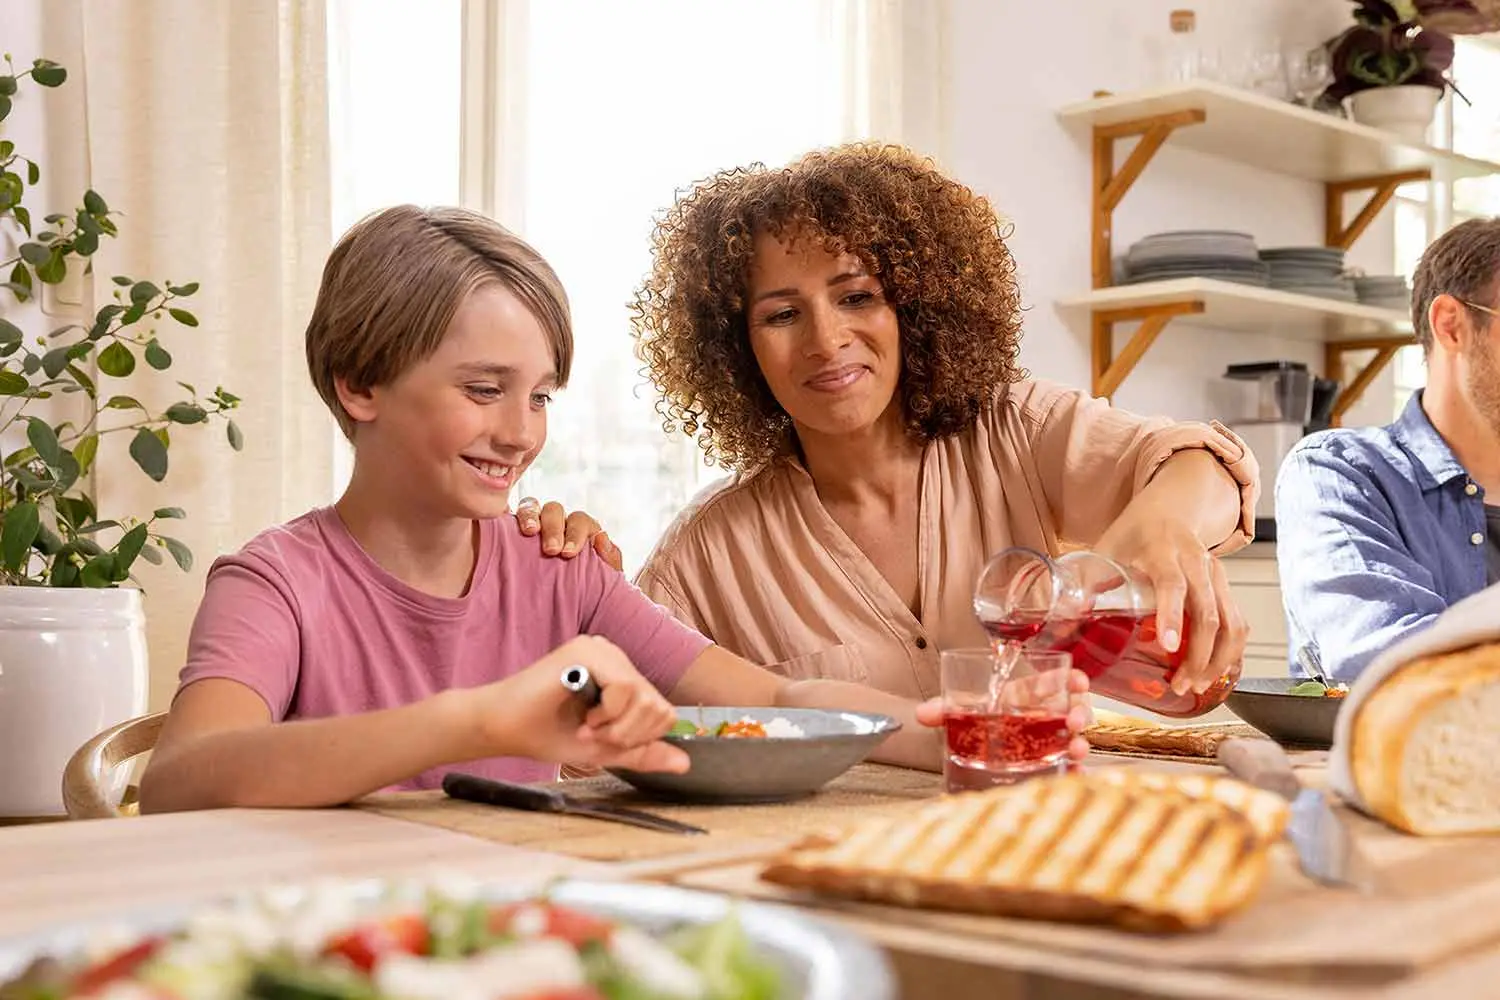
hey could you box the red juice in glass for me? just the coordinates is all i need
[942,708,1070,790]
[939,647,1073,792]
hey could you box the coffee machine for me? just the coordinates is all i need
[1222,362,1338,538]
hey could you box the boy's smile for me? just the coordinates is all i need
[340,282,559,521]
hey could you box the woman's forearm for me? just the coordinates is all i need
[139,690,486,812]
[774,679,942,772]
[1127,449,1243,548]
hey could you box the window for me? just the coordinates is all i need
[329,0,900,572]
[326,0,465,494]
[1390,36,1500,415]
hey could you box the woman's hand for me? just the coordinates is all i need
[913,668,1093,763]
[1094,511,1247,697]
[513,497,624,571]
[471,636,687,773]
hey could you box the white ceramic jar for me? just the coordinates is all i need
[0,586,149,817]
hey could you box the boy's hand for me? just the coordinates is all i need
[514,497,624,571]
[475,636,686,773]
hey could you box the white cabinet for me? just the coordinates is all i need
[1223,542,1288,679]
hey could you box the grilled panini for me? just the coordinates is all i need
[1087,768,1290,842]
[762,774,1275,931]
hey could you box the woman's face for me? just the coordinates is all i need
[745,231,903,443]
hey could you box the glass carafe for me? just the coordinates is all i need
[973,547,1239,718]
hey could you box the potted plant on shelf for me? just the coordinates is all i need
[0,55,243,817]
[1319,0,1478,141]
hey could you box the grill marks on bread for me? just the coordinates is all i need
[762,773,1285,931]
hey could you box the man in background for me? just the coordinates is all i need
[1276,217,1500,682]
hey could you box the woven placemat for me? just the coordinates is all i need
[354,764,943,863]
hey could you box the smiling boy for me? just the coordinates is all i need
[141,206,962,813]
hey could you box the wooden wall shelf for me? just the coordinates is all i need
[1056,81,1499,184]
[1056,280,1414,342]
[1055,80,1500,422]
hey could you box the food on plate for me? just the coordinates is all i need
[0,881,781,1000]
[667,716,805,740]
[761,772,1276,932]
[1349,642,1500,836]
[1286,680,1348,699]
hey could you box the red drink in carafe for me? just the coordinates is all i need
[981,609,1230,718]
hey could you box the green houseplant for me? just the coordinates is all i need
[1,55,242,588]
[1,54,243,817]
[1320,0,1478,140]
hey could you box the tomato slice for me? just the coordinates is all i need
[519,990,607,1000]
[71,937,165,995]
[488,903,613,947]
[323,913,430,972]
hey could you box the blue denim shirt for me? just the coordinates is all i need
[1274,391,1490,682]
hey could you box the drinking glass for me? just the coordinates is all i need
[940,646,1073,793]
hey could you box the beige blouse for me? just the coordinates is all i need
[634,380,1260,702]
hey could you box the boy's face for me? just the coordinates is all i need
[346,282,557,520]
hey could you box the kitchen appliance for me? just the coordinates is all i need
[1223,362,1320,535]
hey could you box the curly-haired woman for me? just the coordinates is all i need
[631,143,1259,711]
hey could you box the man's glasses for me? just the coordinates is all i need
[1457,298,1500,320]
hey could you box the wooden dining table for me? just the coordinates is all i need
[5,752,1500,1000]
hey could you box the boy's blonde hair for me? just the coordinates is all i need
[305,205,573,438]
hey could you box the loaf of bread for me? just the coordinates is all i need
[1349,642,1500,836]
[761,773,1280,932]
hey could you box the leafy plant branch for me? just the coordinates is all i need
[0,55,244,587]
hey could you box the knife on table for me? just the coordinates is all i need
[1218,737,1376,893]
[441,772,708,836]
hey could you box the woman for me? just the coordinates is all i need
[630,143,1257,707]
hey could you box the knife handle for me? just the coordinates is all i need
[560,664,602,708]
[442,772,569,813]
[1217,738,1302,801]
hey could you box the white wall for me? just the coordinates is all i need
[941,0,1398,429]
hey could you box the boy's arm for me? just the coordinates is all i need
[139,678,488,811]
[141,636,687,812]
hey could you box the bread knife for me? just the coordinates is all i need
[1218,738,1377,893]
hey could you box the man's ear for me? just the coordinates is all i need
[1428,293,1471,353]
[333,376,378,427]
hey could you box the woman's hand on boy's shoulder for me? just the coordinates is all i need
[470,635,687,774]
[513,496,624,571]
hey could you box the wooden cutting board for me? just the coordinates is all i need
[664,806,1500,987]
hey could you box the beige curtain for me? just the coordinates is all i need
[839,0,950,162]
[66,1,334,709]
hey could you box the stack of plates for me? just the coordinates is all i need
[1121,230,1269,287]
[1260,247,1355,301]
[1353,274,1411,311]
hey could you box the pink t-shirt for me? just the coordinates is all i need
[178,507,711,790]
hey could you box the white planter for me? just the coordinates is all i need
[0,586,149,817]
[1344,85,1443,143]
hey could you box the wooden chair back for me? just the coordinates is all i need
[62,712,166,819]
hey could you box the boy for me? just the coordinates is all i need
[141,206,963,812]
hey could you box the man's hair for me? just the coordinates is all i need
[305,205,572,437]
[1411,217,1500,352]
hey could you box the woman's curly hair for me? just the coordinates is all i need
[630,142,1025,472]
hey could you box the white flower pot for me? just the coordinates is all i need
[0,586,149,817]
[1344,85,1443,143]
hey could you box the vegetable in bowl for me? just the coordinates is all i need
[1285,680,1349,699]
[0,880,787,1000]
